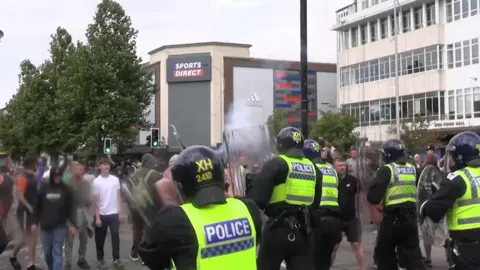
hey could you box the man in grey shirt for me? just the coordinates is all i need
[64,162,94,270]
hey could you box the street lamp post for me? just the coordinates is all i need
[393,0,401,139]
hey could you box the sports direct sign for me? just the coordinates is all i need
[167,54,212,83]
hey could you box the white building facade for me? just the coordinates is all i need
[335,0,480,141]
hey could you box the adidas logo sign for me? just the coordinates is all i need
[247,93,262,106]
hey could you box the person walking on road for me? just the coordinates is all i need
[93,158,125,269]
[36,166,76,270]
[10,156,43,270]
[64,162,94,270]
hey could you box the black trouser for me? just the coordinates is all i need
[131,211,144,256]
[257,221,314,270]
[375,216,425,270]
[0,221,6,255]
[451,241,480,269]
[312,216,343,270]
[94,214,120,261]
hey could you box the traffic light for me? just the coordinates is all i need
[104,138,112,154]
[151,128,159,148]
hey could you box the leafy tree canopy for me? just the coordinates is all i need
[0,0,154,158]
[309,111,359,152]
[266,109,290,136]
[387,118,441,152]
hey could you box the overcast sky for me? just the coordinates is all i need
[0,0,350,106]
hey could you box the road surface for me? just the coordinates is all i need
[1,224,451,269]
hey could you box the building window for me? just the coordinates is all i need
[402,11,411,32]
[472,0,478,15]
[474,87,480,118]
[343,31,350,50]
[457,89,464,119]
[401,51,413,75]
[463,40,471,66]
[426,3,436,25]
[351,28,358,47]
[473,38,479,64]
[372,0,379,5]
[425,45,439,70]
[391,15,398,36]
[446,0,453,22]
[412,48,425,73]
[454,0,461,20]
[448,90,455,119]
[447,44,454,68]
[414,7,423,29]
[462,0,469,18]
[380,18,388,39]
[360,24,367,45]
[378,56,390,80]
[455,42,462,67]
[362,0,369,9]
[370,22,377,42]
[465,88,472,118]
[369,60,379,81]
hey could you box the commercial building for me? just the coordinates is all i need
[334,0,480,141]
[141,42,336,147]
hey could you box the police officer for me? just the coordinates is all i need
[249,128,322,270]
[303,139,343,270]
[420,131,480,269]
[138,146,263,270]
[367,139,425,270]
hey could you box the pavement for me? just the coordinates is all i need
[1,224,451,270]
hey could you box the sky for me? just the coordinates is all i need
[0,0,351,106]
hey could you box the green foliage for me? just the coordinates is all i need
[309,111,360,152]
[266,109,289,136]
[387,118,441,152]
[0,0,154,157]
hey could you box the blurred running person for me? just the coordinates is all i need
[10,156,42,270]
[93,158,125,269]
[64,162,94,270]
[36,166,76,270]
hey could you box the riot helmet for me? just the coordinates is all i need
[276,127,304,154]
[171,145,226,207]
[303,139,321,161]
[444,131,480,172]
[381,139,407,164]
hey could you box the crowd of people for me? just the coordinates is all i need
[2,127,480,270]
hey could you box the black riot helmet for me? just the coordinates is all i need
[445,131,480,172]
[276,127,304,154]
[381,139,407,164]
[171,145,226,207]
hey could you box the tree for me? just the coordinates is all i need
[64,0,154,155]
[266,109,289,136]
[387,118,441,152]
[309,111,359,152]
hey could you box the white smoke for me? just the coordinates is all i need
[221,101,271,161]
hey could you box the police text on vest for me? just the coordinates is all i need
[292,163,314,174]
[204,218,252,245]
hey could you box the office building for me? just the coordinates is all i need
[334,0,480,141]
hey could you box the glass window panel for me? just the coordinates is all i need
[370,22,377,42]
[360,25,367,45]
[474,87,480,118]
[369,60,379,81]
[462,0,469,18]
[414,8,423,29]
[472,38,479,64]
[465,88,472,118]
[472,0,478,15]
[455,42,462,67]
[463,40,471,66]
[447,44,454,68]
[380,18,388,39]
[413,49,425,73]
[402,11,411,32]
[449,95,456,120]
[427,3,436,25]
[446,0,453,22]
[454,0,461,20]
[351,28,358,47]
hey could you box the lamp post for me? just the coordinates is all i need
[300,0,309,136]
[393,0,401,139]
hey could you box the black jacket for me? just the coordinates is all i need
[35,182,75,230]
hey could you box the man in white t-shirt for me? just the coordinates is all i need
[93,158,125,269]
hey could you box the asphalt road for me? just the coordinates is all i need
[1,224,451,270]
